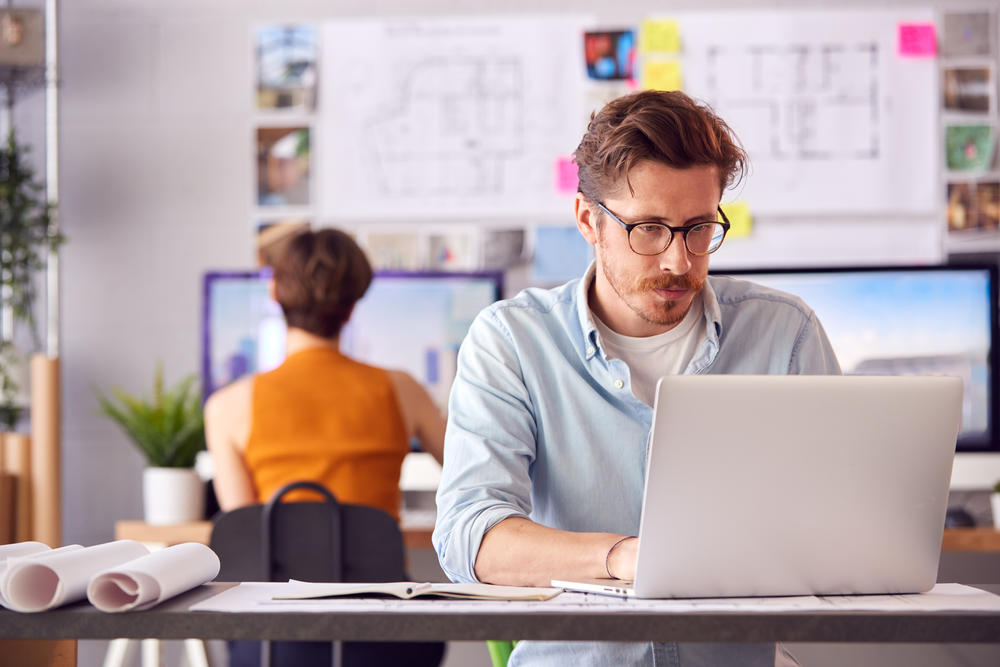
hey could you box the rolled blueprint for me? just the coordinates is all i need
[0,543,83,607]
[1,540,148,612]
[88,542,221,612]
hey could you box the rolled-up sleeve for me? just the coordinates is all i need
[433,307,538,583]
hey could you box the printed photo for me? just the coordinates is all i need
[974,181,1000,230]
[583,29,635,81]
[945,125,996,172]
[255,24,318,111]
[946,182,974,232]
[942,66,994,114]
[256,126,311,207]
[941,11,993,57]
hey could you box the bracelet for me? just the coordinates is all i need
[605,536,635,579]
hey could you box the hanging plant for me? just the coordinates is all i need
[0,129,63,429]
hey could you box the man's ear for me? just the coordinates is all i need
[574,193,598,246]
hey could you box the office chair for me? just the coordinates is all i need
[210,480,445,667]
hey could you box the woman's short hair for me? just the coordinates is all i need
[574,90,748,202]
[272,228,373,339]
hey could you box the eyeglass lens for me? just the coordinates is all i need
[629,222,726,256]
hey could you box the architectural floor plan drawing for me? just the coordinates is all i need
[365,56,525,198]
[703,43,881,162]
[319,16,587,219]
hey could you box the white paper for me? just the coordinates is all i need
[317,15,590,219]
[671,9,938,214]
[0,544,84,608]
[0,541,51,561]
[1,540,148,612]
[191,582,1000,615]
[87,542,221,612]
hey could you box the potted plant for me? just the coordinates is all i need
[96,364,206,525]
[0,129,63,429]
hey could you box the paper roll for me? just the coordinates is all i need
[0,543,82,608]
[88,542,221,612]
[3,433,33,542]
[0,541,50,560]
[30,355,60,547]
[1,540,147,612]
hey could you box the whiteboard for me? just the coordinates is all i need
[316,15,590,220]
[670,9,939,215]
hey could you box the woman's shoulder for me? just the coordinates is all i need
[204,375,254,422]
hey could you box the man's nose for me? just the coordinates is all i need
[658,235,692,274]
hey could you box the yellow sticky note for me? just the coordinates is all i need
[722,201,752,239]
[642,60,683,92]
[640,19,681,54]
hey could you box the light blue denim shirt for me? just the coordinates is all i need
[433,266,841,667]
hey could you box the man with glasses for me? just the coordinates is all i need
[433,90,840,666]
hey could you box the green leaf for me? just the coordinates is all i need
[94,362,206,468]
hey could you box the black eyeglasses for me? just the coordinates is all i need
[595,201,730,256]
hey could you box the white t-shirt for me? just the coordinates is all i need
[592,292,704,406]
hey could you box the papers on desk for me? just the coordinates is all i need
[277,580,562,601]
[191,581,1000,615]
[0,540,220,613]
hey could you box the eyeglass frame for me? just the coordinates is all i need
[593,200,731,256]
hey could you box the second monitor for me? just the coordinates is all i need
[202,270,503,409]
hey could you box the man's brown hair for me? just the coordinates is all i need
[574,90,748,202]
[272,228,373,339]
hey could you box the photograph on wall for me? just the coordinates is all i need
[945,125,996,172]
[947,181,1000,233]
[481,228,527,269]
[583,29,635,81]
[946,182,975,231]
[255,24,318,111]
[974,181,1000,230]
[942,66,994,114]
[362,230,425,271]
[255,219,310,267]
[941,11,993,57]
[428,230,480,271]
[256,126,311,207]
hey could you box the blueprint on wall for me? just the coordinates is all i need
[673,10,938,215]
[317,16,589,220]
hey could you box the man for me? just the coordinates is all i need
[433,90,840,666]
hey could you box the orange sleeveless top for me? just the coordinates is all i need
[244,347,409,520]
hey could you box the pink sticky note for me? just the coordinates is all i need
[898,23,937,57]
[555,157,578,195]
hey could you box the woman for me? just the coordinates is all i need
[205,227,445,516]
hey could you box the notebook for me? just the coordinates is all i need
[552,374,964,598]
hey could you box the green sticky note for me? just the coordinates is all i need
[640,19,681,54]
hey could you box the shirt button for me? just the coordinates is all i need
[586,346,595,356]
[614,380,624,389]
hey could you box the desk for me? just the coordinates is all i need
[2,583,1000,644]
[114,514,436,550]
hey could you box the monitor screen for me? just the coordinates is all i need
[201,270,503,408]
[718,265,998,452]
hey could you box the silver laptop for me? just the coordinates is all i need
[553,374,963,598]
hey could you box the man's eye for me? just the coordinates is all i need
[636,223,667,235]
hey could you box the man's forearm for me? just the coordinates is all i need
[474,516,636,586]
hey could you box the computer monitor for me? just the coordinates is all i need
[201,270,503,408]
[718,265,998,452]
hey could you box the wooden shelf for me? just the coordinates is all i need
[942,528,1000,552]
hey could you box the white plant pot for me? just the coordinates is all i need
[143,467,205,525]
[992,493,1000,531]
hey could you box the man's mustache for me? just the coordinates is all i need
[636,274,703,291]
